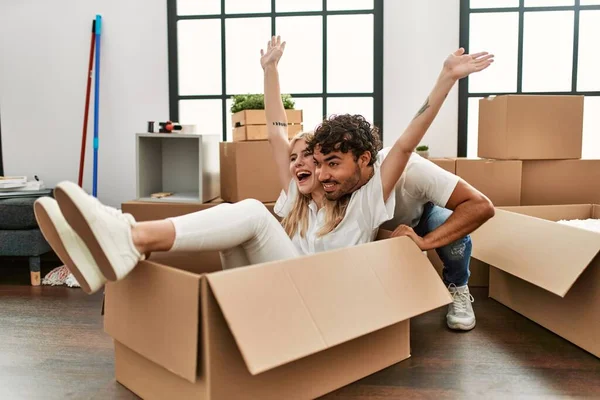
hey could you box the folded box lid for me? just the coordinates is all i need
[470,208,600,297]
[206,236,452,376]
[104,261,202,383]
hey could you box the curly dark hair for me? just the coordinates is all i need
[307,114,382,166]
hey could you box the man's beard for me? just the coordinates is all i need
[323,165,361,200]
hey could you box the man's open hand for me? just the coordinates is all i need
[391,224,428,250]
[443,48,494,80]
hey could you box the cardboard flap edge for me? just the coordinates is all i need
[471,209,600,297]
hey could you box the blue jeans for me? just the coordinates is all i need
[413,202,471,287]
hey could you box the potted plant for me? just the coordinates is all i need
[230,94,303,141]
[415,145,429,159]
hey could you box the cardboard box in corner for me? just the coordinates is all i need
[220,141,283,203]
[471,204,600,358]
[104,231,452,399]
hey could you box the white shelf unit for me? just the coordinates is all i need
[136,133,220,203]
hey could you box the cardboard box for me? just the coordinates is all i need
[232,109,303,127]
[478,95,584,160]
[455,159,522,207]
[521,160,600,206]
[105,233,452,399]
[471,204,600,358]
[429,158,456,174]
[233,124,303,142]
[220,141,283,203]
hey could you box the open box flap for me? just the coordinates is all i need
[470,208,600,297]
[104,260,201,383]
[206,236,452,376]
[499,204,594,222]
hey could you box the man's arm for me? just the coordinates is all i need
[420,180,495,250]
[393,180,495,251]
[380,49,494,201]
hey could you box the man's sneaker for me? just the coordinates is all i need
[34,197,107,294]
[446,283,476,331]
[54,181,144,282]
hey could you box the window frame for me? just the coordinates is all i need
[167,0,384,141]
[458,0,600,156]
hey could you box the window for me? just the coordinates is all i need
[168,0,384,141]
[459,1,600,158]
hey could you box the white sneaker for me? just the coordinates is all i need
[54,181,143,282]
[34,196,106,294]
[446,283,476,331]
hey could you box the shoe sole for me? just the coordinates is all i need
[54,182,124,281]
[447,320,476,331]
[34,198,97,294]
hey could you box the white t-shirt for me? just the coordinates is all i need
[380,153,460,231]
[274,147,395,255]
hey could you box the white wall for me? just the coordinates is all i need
[0,0,169,207]
[383,0,460,156]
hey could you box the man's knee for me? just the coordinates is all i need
[438,235,472,261]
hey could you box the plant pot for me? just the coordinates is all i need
[416,150,429,159]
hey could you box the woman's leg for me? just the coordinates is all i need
[53,180,298,281]
[219,246,251,270]
[163,199,299,265]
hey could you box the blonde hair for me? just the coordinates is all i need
[281,132,350,238]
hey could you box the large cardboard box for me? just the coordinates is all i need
[104,233,452,399]
[220,141,283,203]
[521,160,600,206]
[471,204,600,357]
[478,95,584,160]
[455,159,522,207]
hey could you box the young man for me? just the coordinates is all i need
[308,50,495,332]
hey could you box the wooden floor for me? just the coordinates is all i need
[0,263,599,400]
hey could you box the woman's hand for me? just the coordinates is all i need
[260,35,286,70]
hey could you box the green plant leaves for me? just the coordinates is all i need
[230,94,295,113]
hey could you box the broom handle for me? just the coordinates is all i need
[78,19,96,188]
[92,15,101,197]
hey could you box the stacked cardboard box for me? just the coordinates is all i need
[470,94,600,358]
[221,109,304,203]
[478,95,600,205]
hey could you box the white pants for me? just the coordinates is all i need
[168,199,299,269]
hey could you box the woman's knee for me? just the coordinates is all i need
[238,198,270,217]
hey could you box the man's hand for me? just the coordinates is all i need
[391,225,428,251]
[443,48,494,81]
[260,35,286,70]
